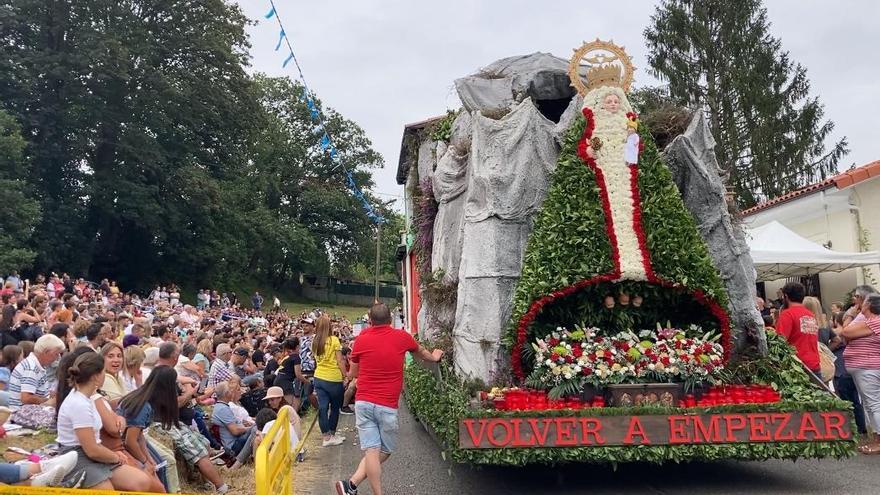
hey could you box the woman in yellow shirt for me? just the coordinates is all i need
[311,315,347,447]
[100,342,129,407]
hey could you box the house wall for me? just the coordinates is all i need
[758,179,880,310]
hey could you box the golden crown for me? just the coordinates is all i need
[568,39,635,95]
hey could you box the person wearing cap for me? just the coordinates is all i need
[231,347,261,388]
[262,344,283,388]
[274,338,304,411]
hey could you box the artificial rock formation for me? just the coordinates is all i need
[665,112,768,357]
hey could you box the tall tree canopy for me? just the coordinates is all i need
[644,0,848,208]
[0,109,41,272]
[0,0,397,289]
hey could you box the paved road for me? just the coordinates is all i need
[296,402,878,495]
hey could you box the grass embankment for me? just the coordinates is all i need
[176,280,370,322]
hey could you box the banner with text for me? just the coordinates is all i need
[459,411,853,449]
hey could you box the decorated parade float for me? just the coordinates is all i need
[397,40,856,465]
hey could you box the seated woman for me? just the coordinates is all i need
[0,345,23,407]
[120,366,228,494]
[211,381,258,470]
[55,352,153,491]
[121,345,145,392]
[8,334,65,429]
[226,375,255,426]
[58,345,159,489]
[100,342,128,407]
[0,452,79,487]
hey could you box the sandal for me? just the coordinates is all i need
[857,444,880,455]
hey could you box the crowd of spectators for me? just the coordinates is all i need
[0,271,355,491]
[762,282,880,454]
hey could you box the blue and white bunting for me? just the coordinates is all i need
[264,1,384,223]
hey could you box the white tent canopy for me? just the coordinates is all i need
[746,220,880,281]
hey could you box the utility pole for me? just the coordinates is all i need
[374,221,382,303]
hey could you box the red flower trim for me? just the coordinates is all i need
[629,164,656,282]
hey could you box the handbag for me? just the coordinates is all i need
[818,342,836,383]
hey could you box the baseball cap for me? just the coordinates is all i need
[233,347,249,357]
[301,317,315,325]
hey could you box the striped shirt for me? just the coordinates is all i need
[843,313,880,369]
[7,354,51,410]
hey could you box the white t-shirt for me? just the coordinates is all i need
[262,420,299,450]
[56,390,102,447]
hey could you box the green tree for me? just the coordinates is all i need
[242,75,387,285]
[0,1,389,291]
[644,0,848,208]
[0,109,41,272]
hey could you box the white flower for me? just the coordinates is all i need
[545,359,552,365]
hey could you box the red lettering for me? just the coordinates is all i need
[486,419,514,447]
[693,415,723,443]
[723,414,747,442]
[510,419,537,447]
[796,413,822,441]
[667,415,691,444]
[747,413,771,442]
[820,412,851,440]
[527,418,555,446]
[554,418,578,446]
[462,419,490,447]
[771,413,794,441]
[624,417,651,445]
[578,417,606,445]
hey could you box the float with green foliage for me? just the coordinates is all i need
[400,39,855,466]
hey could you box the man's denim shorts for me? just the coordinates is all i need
[355,400,399,454]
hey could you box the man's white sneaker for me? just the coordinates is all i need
[333,434,346,442]
[39,451,78,479]
[322,436,344,447]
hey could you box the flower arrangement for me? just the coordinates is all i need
[525,324,724,398]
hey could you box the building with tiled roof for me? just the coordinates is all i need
[743,160,880,304]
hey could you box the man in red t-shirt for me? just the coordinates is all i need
[776,282,820,373]
[336,303,442,495]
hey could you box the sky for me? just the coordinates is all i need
[236,0,879,211]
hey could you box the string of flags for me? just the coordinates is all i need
[265,1,385,224]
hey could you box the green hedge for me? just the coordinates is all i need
[404,333,856,466]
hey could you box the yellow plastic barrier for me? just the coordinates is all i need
[0,487,163,495]
[255,406,292,495]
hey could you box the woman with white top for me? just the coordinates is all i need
[121,345,145,392]
[56,352,152,490]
